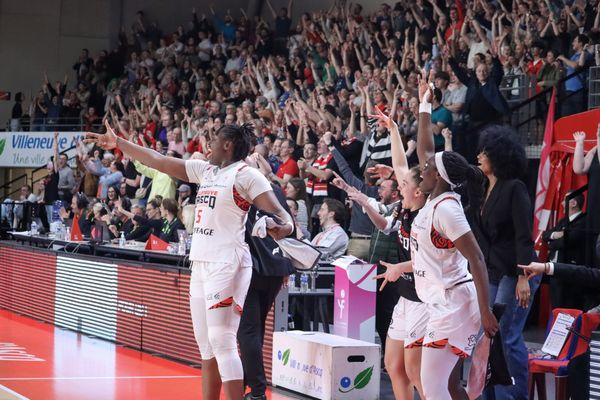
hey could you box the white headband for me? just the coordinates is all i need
[435,152,456,189]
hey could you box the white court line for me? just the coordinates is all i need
[0,384,29,400]
[0,376,199,381]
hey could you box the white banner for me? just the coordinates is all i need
[0,131,85,167]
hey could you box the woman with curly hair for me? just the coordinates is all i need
[470,126,540,400]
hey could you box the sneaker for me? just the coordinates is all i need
[243,393,266,400]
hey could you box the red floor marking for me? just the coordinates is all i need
[0,310,302,400]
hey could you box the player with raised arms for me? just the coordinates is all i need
[375,80,499,399]
[86,120,293,400]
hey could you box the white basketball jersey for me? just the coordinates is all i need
[410,192,472,305]
[188,161,253,264]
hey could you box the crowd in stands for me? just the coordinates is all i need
[3,0,600,397]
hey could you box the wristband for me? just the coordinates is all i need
[419,102,432,114]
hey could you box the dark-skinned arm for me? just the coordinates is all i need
[85,121,188,182]
[115,136,188,181]
[453,231,499,337]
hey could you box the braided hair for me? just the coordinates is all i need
[218,123,255,162]
[441,151,484,212]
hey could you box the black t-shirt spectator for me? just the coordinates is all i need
[126,224,151,242]
[11,103,22,119]
[123,162,141,199]
[275,16,292,39]
[552,32,572,59]
[133,215,185,243]
[44,172,60,203]
[110,218,134,239]
[337,137,363,177]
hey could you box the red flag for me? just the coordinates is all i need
[145,234,170,251]
[70,216,84,241]
[533,88,556,250]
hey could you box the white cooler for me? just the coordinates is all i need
[272,331,381,399]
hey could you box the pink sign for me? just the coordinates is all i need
[333,258,377,342]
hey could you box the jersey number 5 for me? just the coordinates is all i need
[195,209,204,224]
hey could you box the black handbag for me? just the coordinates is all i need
[486,303,513,387]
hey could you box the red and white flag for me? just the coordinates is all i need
[533,88,557,249]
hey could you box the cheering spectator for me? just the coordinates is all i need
[269,139,299,187]
[85,155,125,200]
[133,159,177,202]
[177,184,192,207]
[557,34,594,117]
[57,153,75,203]
[311,198,349,261]
[284,177,310,231]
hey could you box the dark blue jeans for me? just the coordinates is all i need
[485,274,541,400]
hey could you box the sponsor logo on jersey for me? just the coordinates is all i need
[193,227,215,236]
[414,269,426,278]
[196,190,218,209]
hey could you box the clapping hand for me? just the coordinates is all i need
[297,158,308,170]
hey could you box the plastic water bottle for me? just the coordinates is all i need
[177,232,186,255]
[65,226,71,241]
[52,200,62,222]
[119,232,126,248]
[30,221,38,235]
[300,273,309,293]
[288,273,296,292]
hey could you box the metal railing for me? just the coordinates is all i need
[0,146,77,200]
[499,64,594,159]
[499,74,541,158]
[4,117,102,132]
[589,66,600,110]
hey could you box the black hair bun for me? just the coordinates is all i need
[240,123,255,138]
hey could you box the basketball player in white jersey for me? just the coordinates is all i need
[364,107,428,399]
[86,121,293,400]
[375,80,498,400]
